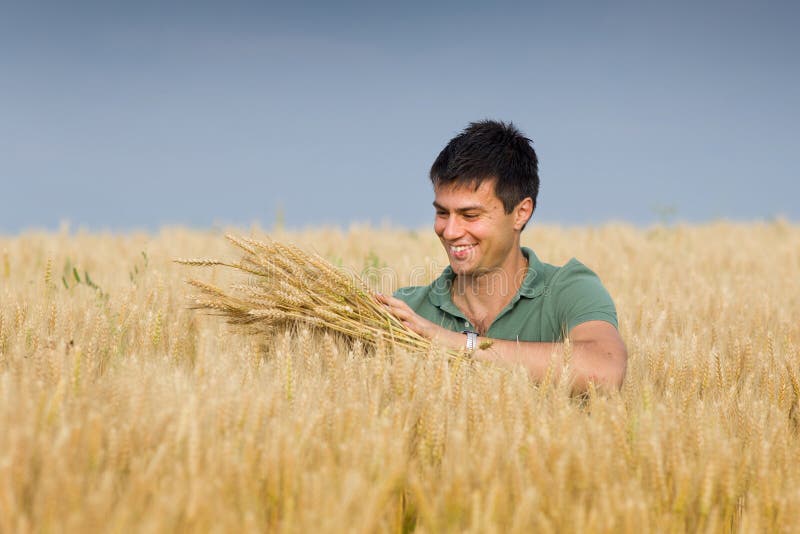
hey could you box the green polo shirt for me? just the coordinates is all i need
[393,247,618,342]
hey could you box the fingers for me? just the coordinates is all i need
[375,292,404,306]
[376,292,399,316]
[376,293,420,329]
[388,304,412,321]
[376,293,412,313]
[375,293,450,342]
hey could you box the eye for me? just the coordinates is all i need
[462,212,478,220]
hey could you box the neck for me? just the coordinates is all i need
[452,247,529,303]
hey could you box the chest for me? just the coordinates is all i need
[452,296,509,336]
[443,296,561,342]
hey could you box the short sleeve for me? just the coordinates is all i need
[550,259,618,334]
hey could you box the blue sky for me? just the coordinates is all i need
[1,1,798,232]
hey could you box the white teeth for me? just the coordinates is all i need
[451,245,474,252]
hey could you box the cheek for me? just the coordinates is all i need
[433,218,446,235]
[466,220,491,238]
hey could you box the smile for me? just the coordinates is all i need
[450,244,476,253]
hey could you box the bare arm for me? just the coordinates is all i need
[470,321,627,391]
[376,294,627,392]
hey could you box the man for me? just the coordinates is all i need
[376,120,627,391]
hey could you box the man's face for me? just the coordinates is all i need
[433,179,527,277]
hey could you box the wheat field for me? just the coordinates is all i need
[1,221,799,533]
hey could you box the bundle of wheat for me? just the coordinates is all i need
[176,235,435,354]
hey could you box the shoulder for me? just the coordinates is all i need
[548,258,612,301]
[550,258,604,287]
[393,283,449,324]
[394,265,452,309]
[522,248,606,293]
[547,258,618,330]
[393,285,431,309]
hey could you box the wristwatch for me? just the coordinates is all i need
[461,330,479,355]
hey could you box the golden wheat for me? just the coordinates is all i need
[176,234,434,355]
[0,221,798,532]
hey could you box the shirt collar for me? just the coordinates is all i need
[518,246,545,298]
[427,246,545,313]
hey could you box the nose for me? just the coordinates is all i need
[440,215,464,241]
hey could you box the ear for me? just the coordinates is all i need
[513,197,534,230]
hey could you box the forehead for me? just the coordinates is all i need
[433,179,502,208]
[433,179,500,201]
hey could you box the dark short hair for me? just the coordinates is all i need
[430,120,539,216]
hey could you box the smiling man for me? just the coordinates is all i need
[376,120,627,391]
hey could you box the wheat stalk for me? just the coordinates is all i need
[176,234,439,355]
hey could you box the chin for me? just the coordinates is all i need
[448,261,475,276]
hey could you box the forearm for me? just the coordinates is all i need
[476,338,625,391]
[376,294,626,392]
[434,330,625,392]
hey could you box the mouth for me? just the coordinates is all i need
[449,243,476,259]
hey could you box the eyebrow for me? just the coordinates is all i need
[432,201,485,213]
